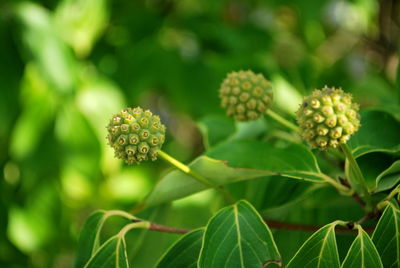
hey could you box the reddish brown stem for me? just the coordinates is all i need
[131,218,375,234]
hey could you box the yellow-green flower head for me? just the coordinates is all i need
[296,86,360,150]
[219,70,273,121]
[106,107,166,164]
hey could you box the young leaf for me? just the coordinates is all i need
[286,222,341,268]
[141,140,325,209]
[372,204,400,268]
[198,200,281,268]
[84,236,129,268]
[156,229,204,268]
[341,225,383,268]
[74,210,106,268]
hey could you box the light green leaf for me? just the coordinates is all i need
[286,222,341,268]
[156,229,204,268]
[54,0,109,57]
[74,211,106,268]
[141,140,325,209]
[15,2,77,93]
[341,225,383,268]
[348,110,400,158]
[375,160,400,193]
[198,200,281,268]
[84,236,129,268]
[10,64,56,159]
[372,204,400,268]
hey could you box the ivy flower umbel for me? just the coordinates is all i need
[296,86,360,150]
[106,107,166,164]
[219,70,273,122]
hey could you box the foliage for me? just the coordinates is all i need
[0,0,399,267]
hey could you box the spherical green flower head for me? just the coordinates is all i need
[296,86,360,150]
[106,107,166,164]
[219,70,273,122]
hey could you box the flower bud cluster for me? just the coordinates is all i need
[296,87,360,150]
[219,70,273,121]
[107,107,166,164]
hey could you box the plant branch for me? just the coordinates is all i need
[158,150,234,204]
[130,218,374,235]
[131,218,191,234]
[265,110,299,132]
[339,177,366,209]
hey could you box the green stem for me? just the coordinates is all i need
[265,110,299,132]
[340,144,372,209]
[158,150,234,204]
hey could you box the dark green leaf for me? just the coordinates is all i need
[74,211,106,268]
[197,115,235,149]
[375,160,400,193]
[84,236,129,268]
[75,210,135,268]
[198,200,281,268]
[348,110,400,157]
[286,222,340,268]
[341,226,383,268]
[372,204,400,268]
[156,229,204,268]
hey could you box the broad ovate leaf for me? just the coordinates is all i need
[198,200,281,267]
[156,229,204,268]
[372,204,400,268]
[141,140,324,209]
[286,222,341,268]
[341,225,383,268]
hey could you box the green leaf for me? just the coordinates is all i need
[74,211,106,268]
[286,222,341,268]
[197,116,267,149]
[156,229,204,268]
[341,226,383,268]
[84,235,129,268]
[141,140,325,209]
[197,115,235,149]
[198,200,281,268]
[10,64,56,159]
[375,160,400,193]
[54,0,109,57]
[372,204,400,268]
[206,140,320,174]
[355,153,395,192]
[348,110,400,157]
[15,2,77,93]
[229,118,268,141]
[74,210,134,268]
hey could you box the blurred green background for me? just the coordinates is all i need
[0,0,399,267]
